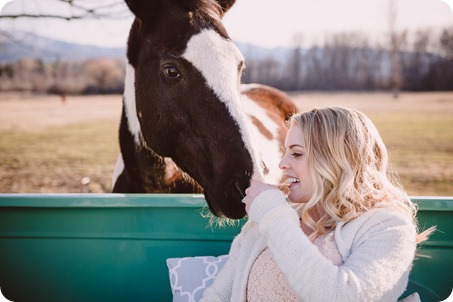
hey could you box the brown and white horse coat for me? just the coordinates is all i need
[113,0,297,219]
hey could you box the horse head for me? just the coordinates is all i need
[119,0,272,219]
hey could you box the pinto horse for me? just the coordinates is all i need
[112,0,297,219]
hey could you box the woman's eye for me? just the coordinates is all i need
[163,64,182,79]
[291,152,302,158]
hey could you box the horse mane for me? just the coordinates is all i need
[242,85,297,121]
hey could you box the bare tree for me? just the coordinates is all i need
[388,0,404,98]
[84,58,124,93]
[403,29,431,90]
[287,33,304,90]
[439,27,453,60]
[0,0,130,21]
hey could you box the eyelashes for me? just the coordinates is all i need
[291,152,302,158]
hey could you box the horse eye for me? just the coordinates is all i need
[163,64,182,79]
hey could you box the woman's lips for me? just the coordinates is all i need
[286,177,300,188]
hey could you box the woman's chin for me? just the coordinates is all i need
[287,186,307,204]
[287,190,298,203]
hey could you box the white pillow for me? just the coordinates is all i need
[166,255,229,302]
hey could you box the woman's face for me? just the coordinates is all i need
[279,125,314,204]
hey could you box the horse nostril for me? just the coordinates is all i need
[261,160,269,176]
[233,181,245,199]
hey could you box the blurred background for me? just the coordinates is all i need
[0,0,452,196]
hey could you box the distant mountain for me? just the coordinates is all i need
[0,32,292,63]
[0,32,126,62]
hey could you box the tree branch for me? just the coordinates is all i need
[0,14,87,20]
[0,0,131,20]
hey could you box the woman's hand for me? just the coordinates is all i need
[243,180,278,214]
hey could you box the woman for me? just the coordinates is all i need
[201,107,432,302]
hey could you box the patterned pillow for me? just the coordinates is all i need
[166,255,229,302]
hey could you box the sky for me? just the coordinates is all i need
[1,0,453,49]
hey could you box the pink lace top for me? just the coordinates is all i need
[246,232,343,301]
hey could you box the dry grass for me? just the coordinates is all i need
[0,93,122,193]
[0,93,122,131]
[0,92,452,196]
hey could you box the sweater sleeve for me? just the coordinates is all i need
[248,189,417,302]
[200,223,247,302]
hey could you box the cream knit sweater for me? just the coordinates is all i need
[201,189,417,302]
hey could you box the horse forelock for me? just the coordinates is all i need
[126,0,226,57]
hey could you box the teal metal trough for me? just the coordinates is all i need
[0,194,452,302]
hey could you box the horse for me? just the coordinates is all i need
[112,0,297,220]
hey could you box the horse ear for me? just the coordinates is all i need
[216,0,236,15]
[124,0,162,20]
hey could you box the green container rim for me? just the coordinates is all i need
[0,194,451,211]
[0,193,207,208]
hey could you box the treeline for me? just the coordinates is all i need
[243,27,453,92]
[1,27,452,94]
[0,58,125,95]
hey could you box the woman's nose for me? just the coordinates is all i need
[278,156,288,170]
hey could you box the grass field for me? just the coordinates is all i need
[0,92,452,196]
[0,94,121,193]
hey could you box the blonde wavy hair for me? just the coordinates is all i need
[290,107,432,243]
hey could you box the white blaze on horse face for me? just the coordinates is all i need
[182,29,265,180]
[124,62,142,145]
